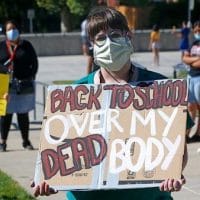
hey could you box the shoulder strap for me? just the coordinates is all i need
[6,40,18,61]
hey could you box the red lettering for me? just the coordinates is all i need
[103,85,121,108]
[162,80,173,106]
[57,142,77,176]
[87,85,102,110]
[143,86,154,109]
[151,81,163,109]
[180,80,188,106]
[41,134,107,179]
[171,80,188,107]
[71,138,91,169]
[118,84,134,109]
[41,149,60,180]
[63,86,76,111]
[74,85,89,110]
[51,86,76,112]
[86,134,107,166]
[51,85,101,112]
[51,89,64,113]
[51,80,187,113]
[133,87,147,110]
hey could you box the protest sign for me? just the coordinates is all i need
[0,73,9,116]
[34,79,188,190]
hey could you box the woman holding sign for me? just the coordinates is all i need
[0,20,38,152]
[32,6,191,200]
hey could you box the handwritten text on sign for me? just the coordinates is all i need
[39,80,187,188]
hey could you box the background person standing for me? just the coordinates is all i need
[149,24,160,66]
[0,20,38,152]
[172,21,190,61]
[81,18,94,74]
[80,0,107,74]
[183,20,200,143]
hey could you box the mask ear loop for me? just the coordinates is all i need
[126,31,134,51]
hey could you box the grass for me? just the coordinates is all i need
[176,70,188,79]
[169,70,188,79]
[0,170,36,200]
[53,80,74,85]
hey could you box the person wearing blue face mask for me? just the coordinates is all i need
[31,7,193,200]
[183,21,200,143]
[0,20,38,152]
[6,27,20,41]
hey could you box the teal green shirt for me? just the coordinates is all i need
[67,187,172,200]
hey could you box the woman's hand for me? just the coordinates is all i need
[3,93,9,101]
[30,181,58,197]
[159,175,186,192]
[171,25,176,34]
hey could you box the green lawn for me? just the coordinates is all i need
[0,170,35,200]
[53,80,74,84]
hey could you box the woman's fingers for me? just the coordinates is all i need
[167,179,174,191]
[173,180,182,191]
[33,185,40,197]
[40,182,46,196]
[30,181,40,197]
[181,174,186,185]
[160,179,168,191]
[30,180,35,188]
[172,175,186,192]
[49,187,58,194]
[160,177,185,192]
[31,180,58,197]
[45,183,50,196]
[159,181,164,191]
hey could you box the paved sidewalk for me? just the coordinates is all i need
[0,51,200,200]
[36,51,182,85]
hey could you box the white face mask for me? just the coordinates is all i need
[194,33,200,40]
[6,29,19,41]
[93,36,133,71]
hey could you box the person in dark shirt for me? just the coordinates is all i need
[180,21,190,57]
[0,19,38,151]
[172,21,190,61]
[183,21,200,143]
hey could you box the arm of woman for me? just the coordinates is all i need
[31,181,58,197]
[182,51,199,65]
[190,59,200,68]
[149,34,153,50]
[27,41,38,79]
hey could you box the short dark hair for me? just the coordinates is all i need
[152,24,159,32]
[193,20,200,28]
[87,6,129,41]
[3,19,20,34]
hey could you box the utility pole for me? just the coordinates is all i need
[188,0,194,26]
[27,9,35,33]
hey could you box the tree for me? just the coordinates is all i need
[0,0,37,32]
[120,0,149,7]
[36,0,92,32]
